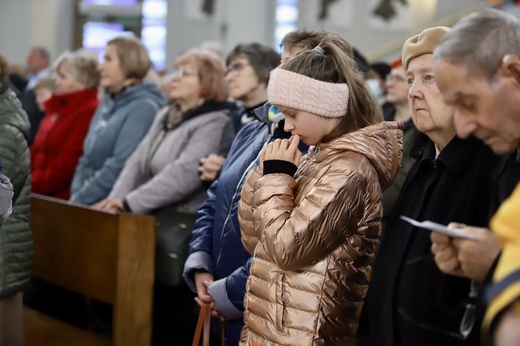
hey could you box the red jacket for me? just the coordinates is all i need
[31,87,98,199]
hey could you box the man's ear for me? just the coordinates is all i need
[500,54,520,84]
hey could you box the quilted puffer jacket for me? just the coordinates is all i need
[0,87,32,296]
[238,121,403,345]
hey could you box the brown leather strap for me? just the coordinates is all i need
[203,303,211,345]
[220,319,227,346]
[192,303,210,346]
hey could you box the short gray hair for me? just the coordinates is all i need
[55,50,100,88]
[434,9,520,80]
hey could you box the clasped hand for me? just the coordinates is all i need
[260,135,302,168]
[92,198,124,212]
[194,272,226,321]
[199,154,226,182]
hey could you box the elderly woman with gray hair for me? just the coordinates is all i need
[31,50,100,200]
[359,26,508,346]
[95,48,232,345]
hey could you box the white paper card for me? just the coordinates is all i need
[400,216,479,240]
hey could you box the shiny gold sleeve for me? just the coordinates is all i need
[250,164,372,271]
[238,166,264,255]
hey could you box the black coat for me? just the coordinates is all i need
[6,76,44,146]
[359,136,504,346]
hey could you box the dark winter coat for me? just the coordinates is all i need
[359,136,504,346]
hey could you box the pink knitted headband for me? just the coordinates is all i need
[267,68,349,118]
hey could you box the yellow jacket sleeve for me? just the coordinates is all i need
[484,182,520,334]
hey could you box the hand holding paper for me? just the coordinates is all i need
[400,216,479,240]
[427,221,502,281]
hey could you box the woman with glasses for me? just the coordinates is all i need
[198,43,280,186]
[94,48,232,345]
[359,27,507,346]
[70,36,164,205]
[31,50,99,200]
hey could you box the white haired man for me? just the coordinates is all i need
[433,8,520,346]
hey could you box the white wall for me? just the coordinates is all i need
[0,0,32,64]
[298,0,485,62]
[0,0,74,67]
[164,0,276,68]
[0,0,490,68]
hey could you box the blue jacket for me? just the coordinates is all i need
[70,83,164,205]
[184,103,307,344]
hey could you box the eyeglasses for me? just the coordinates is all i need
[397,280,479,340]
[225,62,250,77]
[172,68,196,78]
[459,280,479,338]
[386,74,406,83]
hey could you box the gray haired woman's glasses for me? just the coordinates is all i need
[172,68,196,78]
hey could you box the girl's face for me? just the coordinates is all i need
[278,105,340,146]
[56,65,86,94]
[98,44,127,92]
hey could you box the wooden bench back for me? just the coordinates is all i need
[30,195,156,346]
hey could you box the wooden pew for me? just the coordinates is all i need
[24,194,156,346]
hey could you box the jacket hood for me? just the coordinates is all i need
[253,102,271,124]
[0,89,30,142]
[313,121,403,191]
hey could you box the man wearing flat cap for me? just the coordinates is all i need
[431,9,520,346]
[358,26,506,346]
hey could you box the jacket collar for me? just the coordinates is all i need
[310,121,403,191]
[253,102,271,124]
[161,100,234,131]
[422,135,489,176]
[44,87,98,115]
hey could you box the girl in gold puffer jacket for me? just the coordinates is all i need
[237,35,403,346]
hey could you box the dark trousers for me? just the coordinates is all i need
[152,283,199,346]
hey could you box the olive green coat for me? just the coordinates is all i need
[0,88,32,296]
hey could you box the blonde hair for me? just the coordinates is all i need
[107,36,152,80]
[176,49,228,102]
[55,51,100,88]
[34,77,56,92]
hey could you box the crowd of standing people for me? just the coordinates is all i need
[0,6,519,346]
